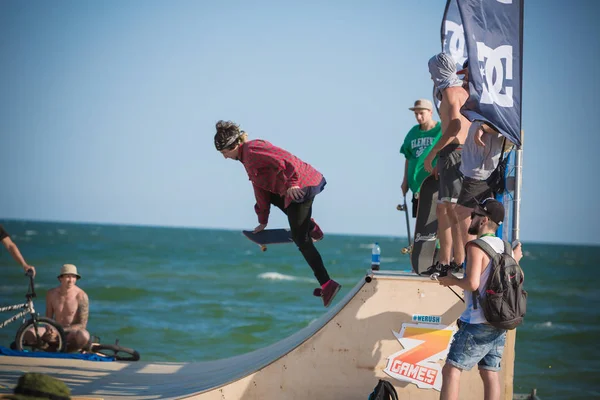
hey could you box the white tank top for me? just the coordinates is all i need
[459,236,507,324]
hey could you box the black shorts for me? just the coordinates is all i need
[457,176,493,209]
[438,145,463,203]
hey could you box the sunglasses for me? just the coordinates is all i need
[471,211,487,219]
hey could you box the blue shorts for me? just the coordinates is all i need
[446,321,507,372]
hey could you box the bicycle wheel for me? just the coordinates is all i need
[91,343,140,361]
[14,317,67,353]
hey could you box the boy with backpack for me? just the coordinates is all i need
[436,198,525,400]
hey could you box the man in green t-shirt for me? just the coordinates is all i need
[400,99,442,217]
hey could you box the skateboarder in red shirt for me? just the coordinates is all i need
[214,120,341,307]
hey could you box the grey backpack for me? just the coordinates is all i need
[470,238,527,330]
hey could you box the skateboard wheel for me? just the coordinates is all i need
[401,247,408,254]
[261,246,267,252]
[365,275,372,283]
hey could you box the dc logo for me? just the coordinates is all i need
[475,42,514,108]
[443,21,467,67]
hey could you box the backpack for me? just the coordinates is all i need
[485,137,508,195]
[470,238,527,330]
[368,379,398,400]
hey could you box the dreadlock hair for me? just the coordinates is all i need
[214,120,248,151]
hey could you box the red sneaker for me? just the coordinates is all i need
[310,218,324,242]
[315,279,341,308]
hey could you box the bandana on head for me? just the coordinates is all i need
[428,53,463,101]
[214,131,243,151]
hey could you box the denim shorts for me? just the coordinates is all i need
[446,321,507,371]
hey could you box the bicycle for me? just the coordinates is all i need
[87,336,140,361]
[0,271,67,352]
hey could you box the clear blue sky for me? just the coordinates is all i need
[1,0,598,245]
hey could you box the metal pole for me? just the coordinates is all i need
[512,131,523,242]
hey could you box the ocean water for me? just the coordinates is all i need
[0,220,599,399]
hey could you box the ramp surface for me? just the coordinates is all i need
[0,272,515,399]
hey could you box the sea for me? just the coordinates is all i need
[0,220,598,399]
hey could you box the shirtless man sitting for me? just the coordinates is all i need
[43,264,90,352]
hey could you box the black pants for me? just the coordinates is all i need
[269,193,330,285]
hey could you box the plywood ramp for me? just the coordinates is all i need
[0,271,516,399]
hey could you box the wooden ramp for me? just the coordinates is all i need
[0,271,515,399]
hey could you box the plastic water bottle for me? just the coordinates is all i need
[371,242,381,271]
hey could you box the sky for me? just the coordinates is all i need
[0,0,598,245]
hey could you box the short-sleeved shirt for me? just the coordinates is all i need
[400,122,442,193]
[0,225,8,241]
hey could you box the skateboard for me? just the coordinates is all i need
[410,175,438,274]
[242,228,293,252]
[396,194,413,254]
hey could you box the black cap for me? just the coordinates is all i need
[474,198,505,225]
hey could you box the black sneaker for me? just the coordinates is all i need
[420,261,446,276]
[449,261,463,274]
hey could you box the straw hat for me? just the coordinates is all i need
[57,264,81,280]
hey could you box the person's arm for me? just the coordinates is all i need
[474,122,502,147]
[401,158,409,195]
[45,290,54,319]
[512,242,523,263]
[1,236,36,277]
[67,291,89,331]
[424,88,465,172]
[252,184,271,232]
[437,244,488,291]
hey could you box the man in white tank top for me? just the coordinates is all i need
[436,199,523,400]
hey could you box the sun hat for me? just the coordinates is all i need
[408,99,433,111]
[57,264,81,280]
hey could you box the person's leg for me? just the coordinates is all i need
[65,329,91,352]
[436,153,455,266]
[479,369,501,400]
[447,203,466,265]
[443,148,465,265]
[270,193,318,232]
[412,194,419,218]
[455,203,475,254]
[478,327,507,400]
[286,199,330,285]
[269,193,287,215]
[23,325,47,344]
[456,177,493,252]
[440,363,462,400]
[436,202,453,265]
[444,322,489,398]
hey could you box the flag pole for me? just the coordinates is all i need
[512,130,523,242]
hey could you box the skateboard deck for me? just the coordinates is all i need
[410,175,438,274]
[396,194,413,254]
[243,229,293,251]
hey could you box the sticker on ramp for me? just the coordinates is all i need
[384,323,456,391]
[411,314,442,324]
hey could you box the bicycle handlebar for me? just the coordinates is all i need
[25,269,36,298]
